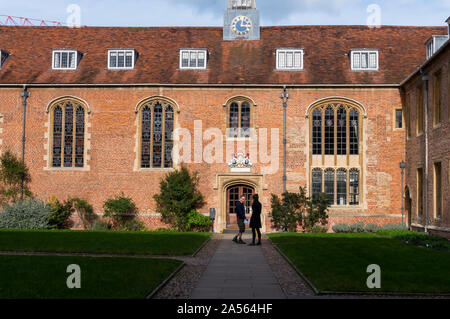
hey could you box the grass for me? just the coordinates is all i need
[0,255,182,299]
[268,233,450,294]
[0,229,211,256]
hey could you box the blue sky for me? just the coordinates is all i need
[0,0,449,27]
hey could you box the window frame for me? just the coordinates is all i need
[107,49,136,70]
[432,70,442,127]
[138,99,177,170]
[416,84,424,135]
[179,49,208,70]
[225,97,255,139]
[350,50,379,71]
[52,50,78,70]
[433,162,443,219]
[417,167,424,216]
[276,49,304,71]
[49,99,87,170]
[393,107,404,131]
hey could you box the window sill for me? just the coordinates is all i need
[45,167,88,172]
[137,167,175,172]
[328,205,363,210]
[225,136,254,142]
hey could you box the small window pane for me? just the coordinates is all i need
[125,52,133,68]
[349,170,359,205]
[337,170,347,205]
[141,106,152,168]
[182,51,189,67]
[312,169,322,199]
[241,102,251,138]
[52,107,63,167]
[117,51,125,68]
[353,53,360,69]
[54,52,61,68]
[312,109,322,155]
[164,106,174,168]
[61,52,68,68]
[63,103,74,167]
[198,51,205,68]
[349,109,359,155]
[110,52,117,68]
[152,103,163,168]
[189,51,197,68]
[324,170,335,204]
[361,53,368,68]
[75,107,85,168]
[278,52,285,69]
[395,109,403,129]
[294,52,302,69]
[324,107,334,155]
[229,102,239,138]
[337,107,346,155]
[369,53,377,68]
[286,52,293,68]
[69,52,76,69]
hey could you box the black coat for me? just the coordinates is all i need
[250,201,262,229]
[235,201,246,219]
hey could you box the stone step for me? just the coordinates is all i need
[223,228,253,234]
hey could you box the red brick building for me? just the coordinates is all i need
[402,20,450,238]
[0,2,448,232]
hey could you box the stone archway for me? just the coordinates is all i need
[214,173,265,233]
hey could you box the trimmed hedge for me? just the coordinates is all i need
[0,199,51,229]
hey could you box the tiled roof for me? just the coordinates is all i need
[0,25,447,85]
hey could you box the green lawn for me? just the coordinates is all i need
[0,255,181,299]
[0,230,211,256]
[268,233,450,294]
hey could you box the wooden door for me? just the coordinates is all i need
[226,185,254,228]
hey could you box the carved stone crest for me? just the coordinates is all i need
[228,152,253,172]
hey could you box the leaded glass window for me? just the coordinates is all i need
[349,109,359,155]
[312,169,322,199]
[140,100,176,169]
[51,100,86,168]
[349,170,359,205]
[312,109,322,155]
[324,107,334,155]
[337,107,346,155]
[324,170,335,204]
[227,98,253,138]
[337,169,347,205]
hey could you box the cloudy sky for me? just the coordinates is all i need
[0,0,449,27]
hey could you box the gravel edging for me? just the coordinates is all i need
[153,234,222,299]
[146,262,186,299]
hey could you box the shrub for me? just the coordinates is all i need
[365,223,380,233]
[103,193,137,229]
[0,150,32,207]
[332,223,350,233]
[310,225,328,233]
[271,187,331,233]
[0,199,51,229]
[90,220,112,231]
[119,219,146,232]
[153,167,205,232]
[349,222,365,233]
[381,223,408,231]
[47,196,74,229]
[187,210,211,232]
[72,198,97,229]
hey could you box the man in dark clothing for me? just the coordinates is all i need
[233,195,247,244]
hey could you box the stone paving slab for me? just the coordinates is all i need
[190,234,286,299]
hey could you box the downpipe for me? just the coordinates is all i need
[20,85,30,201]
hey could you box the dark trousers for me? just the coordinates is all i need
[252,227,261,243]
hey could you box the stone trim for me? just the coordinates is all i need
[0,113,3,153]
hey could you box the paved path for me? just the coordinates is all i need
[190,234,286,299]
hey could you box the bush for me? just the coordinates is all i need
[310,225,328,233]
[119,219,146,232]
[271,187,331,232]
[378,230,450,252]
[153,167,205,232]
[187,210,211,232]
[90,220,112,231]
[381,223,408,231]
[47,196,74,229]
[0,150,32,207]
[0,199,51,229]
[72,198,97,229]
[349,222,365,233]
[332,223,350,233]
[365,223,380,233]
[103,193,137,229]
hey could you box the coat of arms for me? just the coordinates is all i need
[228,152,253,172]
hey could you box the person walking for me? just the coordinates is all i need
[233,195,247,244]
[249,194,262,246]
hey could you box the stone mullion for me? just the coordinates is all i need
[161,104,166,169]
[60,104,65,169]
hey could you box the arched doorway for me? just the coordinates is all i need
[226,184,255,228]
[405,186,412,229]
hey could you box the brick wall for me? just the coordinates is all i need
[0,86,405,231]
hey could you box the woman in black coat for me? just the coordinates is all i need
[249,194,262,246]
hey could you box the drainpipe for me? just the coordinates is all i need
[280,86,289,194]
[421,71,429,233]
[20,85,30,201]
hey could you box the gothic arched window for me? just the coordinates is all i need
[50,99,86,168]
[226,97,254,138]
[139,99,175,169]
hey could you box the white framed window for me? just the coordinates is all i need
[276,49,303,70]
[180,49,207,69]
[52,50,78,70]
[108,49,135,69]
[351,50,378,71]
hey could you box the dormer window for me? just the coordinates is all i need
[0,50,7,68]
[276,49,303,70]
[108,49,135,69]
[53,50,78,70]
[351,50,378,71]
[180,49,207,69]
[426,35,449,59]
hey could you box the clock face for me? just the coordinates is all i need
[231,15,252,37]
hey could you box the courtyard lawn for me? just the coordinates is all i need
[0,255,181,299]
[268,233,450,294]
[0,230,211,256]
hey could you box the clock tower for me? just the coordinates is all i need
[223,0,260,41]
